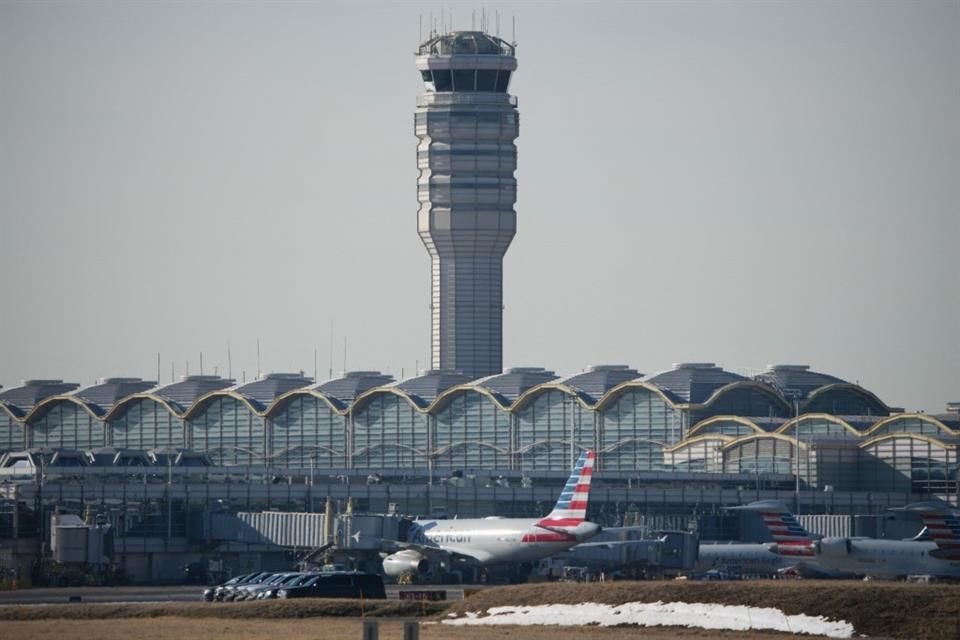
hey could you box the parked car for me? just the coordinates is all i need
[204,572,270,602]
[277,572,385,600]
[232,573,301,601]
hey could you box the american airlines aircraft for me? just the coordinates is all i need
[699,499,960,580]
[805,501,960,579]
[695,500,819,576]
[381,449,601,580]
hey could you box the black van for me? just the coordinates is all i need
[275,572,386,600]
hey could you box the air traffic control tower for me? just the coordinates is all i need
[415,31,519,379]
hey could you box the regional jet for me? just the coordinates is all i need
[695,500,820,577]
[708,499,960,580]
[381,449,601,581]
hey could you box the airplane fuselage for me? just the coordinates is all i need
[814,538,960,579]
[410,517,598,565]
[696,543,798,576]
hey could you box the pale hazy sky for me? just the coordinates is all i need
[1,1,957,412]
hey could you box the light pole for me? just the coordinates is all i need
[794,398,800,511]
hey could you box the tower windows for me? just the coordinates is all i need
[420,68,513,93]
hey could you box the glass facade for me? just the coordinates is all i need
[433,391,511,469]
[688,418,760,438]
[28,402,105,450]
[2,381,954,503]
[190,397,266,465]
[516,390,591,471]
[780,416,860,440]
[351,393,428,468]
[0,414,25,453]
[724,436,800,477]
[668,437,728,473]
[804,388,888,416]
[269,395,346,468]
[860,435,957,494]
[110,398,186,450]
[867,416,953,438]
[692,386,790,422]
[599,387,679,472]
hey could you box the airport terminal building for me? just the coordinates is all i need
[1,362,958,500]
[2,29,957,583]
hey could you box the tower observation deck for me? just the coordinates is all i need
[415,31,519,379]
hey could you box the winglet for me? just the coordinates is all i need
[537,449,595,528]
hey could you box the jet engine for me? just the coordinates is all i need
[382,549,430,578]
[814,537,852,557]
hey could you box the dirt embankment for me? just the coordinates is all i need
[0,599,447,622]
[3,581,959,639]
[444,580,960,640]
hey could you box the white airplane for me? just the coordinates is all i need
[381,449,601,580]
[700,499,960,580]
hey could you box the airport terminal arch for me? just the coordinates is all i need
[110,396,187,450]
[268,394,347,468]
[351,392,428,468]
[27,398,105,450]
[190,395,267,465]
[432,389,512,469]
[598,385,680,472]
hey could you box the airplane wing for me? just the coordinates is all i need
[572,538,665,550]
[380,539,483,565]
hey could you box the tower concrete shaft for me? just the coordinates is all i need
[415,31,519,379]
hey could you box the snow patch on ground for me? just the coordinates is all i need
[442,601,854,638]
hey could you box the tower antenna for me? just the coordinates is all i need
[343,336,347,374]
[199,351,204,376]
[512,14,516,45]
[419,14,422,43]
[496,11,500,37]
[256,338,261,378]
[157,352,161,383]
[227,340,232,380]
[328,320,334,380]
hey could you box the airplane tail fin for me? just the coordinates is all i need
[538,449,595,528]
[727,500,815,556]
[894,502,960,558]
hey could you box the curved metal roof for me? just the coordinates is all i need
[561,365,642,405]
[417,30,515,56]
[151,375,235,411]
[232,373,314,410]
[316,371,394,404]
[753,364,847,399]
[643,363,747,404]
[393,370,474,406]
[473,367,559,404]
[73,377,156,414]
[0,379,79,410]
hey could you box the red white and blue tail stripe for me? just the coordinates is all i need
[538,449,595,528]
[897,502,960,560]
[729,500,815,557]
